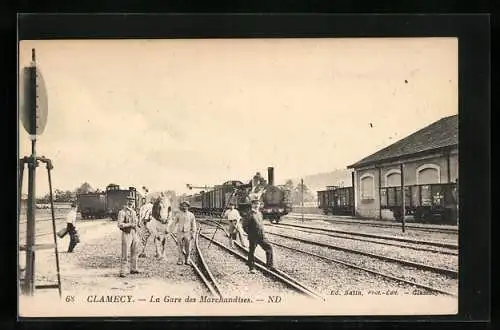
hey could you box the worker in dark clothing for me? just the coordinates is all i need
[66,202,79,253]
[243,199,274,273]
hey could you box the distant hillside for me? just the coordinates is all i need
[283,169,353,198]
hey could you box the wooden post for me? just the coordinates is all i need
[351,171,355,217]
[23,50,39,295]
[378,167,382,220]
[301,178,304,222]
[23,139,37,295]
[400,163,405,233]
[447,151,451,183]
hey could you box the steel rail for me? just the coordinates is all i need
[170,232,223,299]
[268,239,457,297]
[265,231,458,279]
[198,229,324,301]
[270,224,458,255]
[272,222,458,250]
[285,214,458,234]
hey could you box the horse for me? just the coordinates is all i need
[138,195,173,259]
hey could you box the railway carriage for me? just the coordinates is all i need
[317,182,458,224]
[317,186,355,216]
[380,183,458,224]
[77,192,107,219]
[105,184,142,220]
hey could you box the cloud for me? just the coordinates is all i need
[19,38,458,197]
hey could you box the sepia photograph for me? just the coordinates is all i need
[18,37,459,317]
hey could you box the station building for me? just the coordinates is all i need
[347,114,458,222]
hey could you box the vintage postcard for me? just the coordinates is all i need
[18,38,459,317]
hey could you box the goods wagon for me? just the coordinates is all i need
[317,186,355,216]
[105,184,141,220]
[77,192,107,219]
[380,183,458,224]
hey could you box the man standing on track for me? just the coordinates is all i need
[66,202,79,253]
[172,201,197,265]
[222,202,246,248]
[138,197,155,258]
[243,199,275,273]
[117,197,141,277]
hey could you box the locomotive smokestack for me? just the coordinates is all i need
[268,167,274,186]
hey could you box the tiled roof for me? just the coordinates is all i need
[348,114,458,168]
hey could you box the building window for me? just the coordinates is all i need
[360,173,375,200]
[416,164,441,185]
[385,169,401,187]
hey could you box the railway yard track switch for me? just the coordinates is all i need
[18,49,62,297]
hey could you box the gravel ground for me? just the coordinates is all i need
[278,218,458,245]
[197,229,304,301]
[199,220,452,298]
[20,220,207,299]
[266,234,458,296]
[265,226,459,272]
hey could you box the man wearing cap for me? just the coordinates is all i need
[66,202,79,253]
[171,200,197,265]
[243,199,275,273]
[222,202,246,248]
[117,197,141,277]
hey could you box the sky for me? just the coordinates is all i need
[18,38,458,197]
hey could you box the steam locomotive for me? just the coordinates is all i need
[184,167,292,223]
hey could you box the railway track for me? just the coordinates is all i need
[268,239,457,297]
[171,230,223,299]
[201,218,457,297]
[285,213,458,234]
[264,230,458,278]
[269,223,458,254]
[198,220,325,301]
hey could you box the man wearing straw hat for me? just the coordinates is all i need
[172,200,197,265]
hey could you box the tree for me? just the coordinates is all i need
[284,179,294,190]
[75,182,94,195]
[292,182,315,204]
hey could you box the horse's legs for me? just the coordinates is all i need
[161,237,167,257]
[154,235,162,258]
[138,225,150,258]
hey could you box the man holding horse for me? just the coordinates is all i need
[138,197,154,258]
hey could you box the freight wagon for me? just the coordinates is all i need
[105,184,143,220]
[77,192,107,219]
[317,186,354,216]
[380,182,458,224]
[317,182,458,224]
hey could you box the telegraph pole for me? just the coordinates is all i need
[400,163,406,233]
[301,178,304,223]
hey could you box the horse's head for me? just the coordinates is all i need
[153,197,172,224]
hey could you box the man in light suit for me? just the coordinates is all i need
[171,201,197,265]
